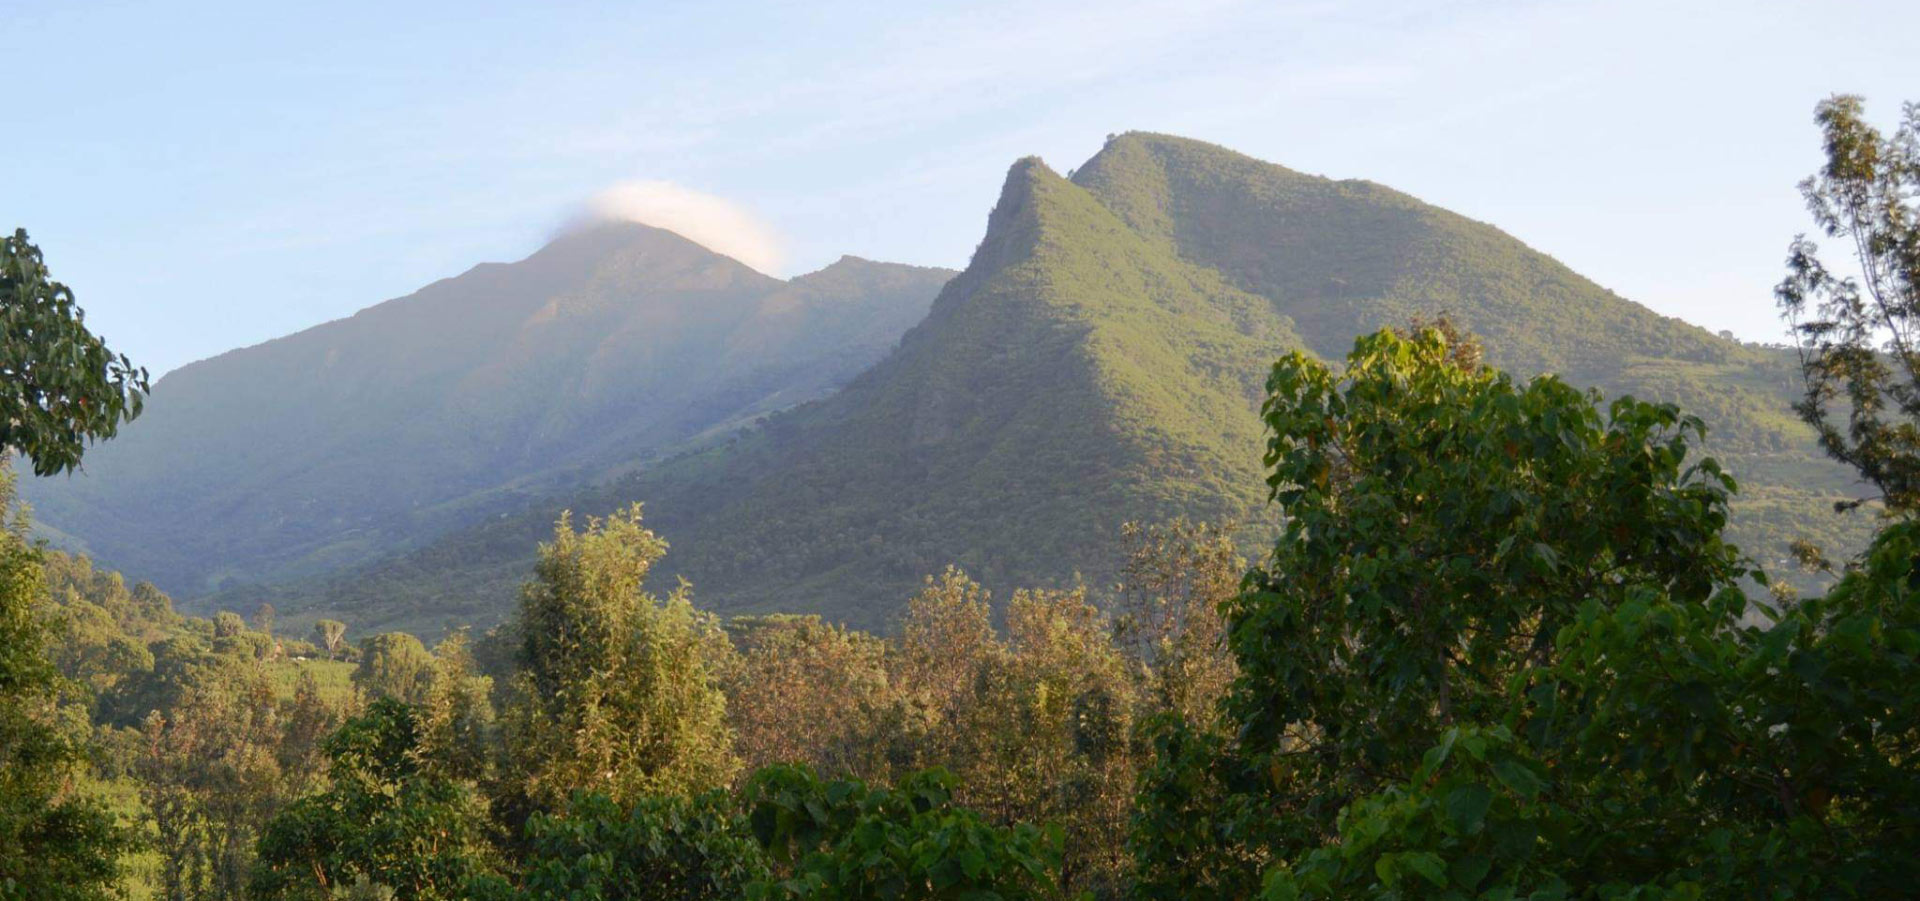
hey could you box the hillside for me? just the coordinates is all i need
[21,223,953,600]
[266,133,1874,636]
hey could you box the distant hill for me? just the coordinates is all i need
[21,223,953,600]
[272,134,1873,636]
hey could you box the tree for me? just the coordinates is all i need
[1112,519,1239,728]
[0,228,149,476]
[883,572,1143,896]
[890,567,998,748]
[251,699,500,901]
[276,671,344,800]
[252,603,276,637]
[467,791,765,901]
[0,466,129,899]
[744,764,1067,900]
[137,653,287,900]
[725,615,897,780]
[420,631,495,783]
[313,620,347,660]
[1777,96,1920,511]
[353,632,437,705]
[1132,327,1920,898]
[983,587,1139,894]
[501,505,737,811]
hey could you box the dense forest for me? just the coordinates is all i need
[5,97,1920,900]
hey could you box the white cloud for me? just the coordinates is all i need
[585,180,787,274]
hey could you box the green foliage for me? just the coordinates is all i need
[353,632,436,705]
[468,791,766,901]
[0,466,130,899]
[1132,328,1920,898]
[725,613,898,779]
[500,505,737,810]
[134,652,288,900]
[744,764,1070,900]
[0,228,148,477]
[312,620,347,660]
[1229,326,1741,776]
[1778,95,1920,511]
[264,658,356,706]
[252,699,499,900]
[1111,519,1239,728]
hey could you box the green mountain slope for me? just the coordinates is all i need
[21,223,952,598]
[253,135,1877,634]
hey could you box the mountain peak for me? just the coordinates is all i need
[23,218,951,606]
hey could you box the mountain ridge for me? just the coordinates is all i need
[270,133,1876,637]
[53,133,1873,636]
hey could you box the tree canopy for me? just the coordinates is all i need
[1131,326,1920,899]
[1778,96,1920,511]
[0,229,148,476]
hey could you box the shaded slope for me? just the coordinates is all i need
[23,224,952,597]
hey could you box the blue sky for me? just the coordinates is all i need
[4,0,1916,375]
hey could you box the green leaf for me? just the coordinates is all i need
[1451,853,1491,889]
[1403,851,1448,887]
[1446,782,1493,834]
[1491,759,1543,799]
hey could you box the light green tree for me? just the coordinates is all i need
[501,505,738,811]
[353,632,437,705]
[136,655,286,900]
[0,467,129,899]
[312,620,347,660]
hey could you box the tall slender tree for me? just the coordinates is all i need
[1777,96,1920,511]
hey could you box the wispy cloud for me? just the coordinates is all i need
[584,180,788,274]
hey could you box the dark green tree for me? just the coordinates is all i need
[0,228,149,476]
[744,764,1067,900]
[1134,327,1920,898]
[252,698,500,900]
[466,790,766,901]
[1777,96,1920,511]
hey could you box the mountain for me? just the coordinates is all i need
[270,133,1873,636]
[21,223,954,599]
